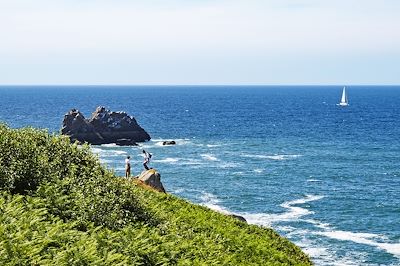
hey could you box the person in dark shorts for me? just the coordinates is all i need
[125,156,131,178]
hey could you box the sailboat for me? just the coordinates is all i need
[338,87,349,106]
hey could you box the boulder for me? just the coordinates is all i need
[61,106,150,145]
[162,140,176,145]
[137,169,166,193]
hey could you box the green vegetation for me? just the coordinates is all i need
[0,124,312,265]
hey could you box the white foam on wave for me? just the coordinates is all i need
[315,229,400,258]
[181,159,206,166]
[232,171,244,176]
[101,143,118,147]
[199,192,230,214]
[155,141,166,146]
[171,188,185,194]
[266,154,301,160]
[253,168,264,173]
[304,246,362,266]
[90,147,127,156]
[114,150,128,155]
[91,147,103,154]
[194,193,375,264]
[154,158,179,164]
[282,195,324,207]
[219,162,241,168]
[241,153,301,161]
[99,159,114,164]
[206,144,222,148]
[200,154,219,161]
[305,219,400,258]
[307,179,322,182]
[242,195,324,227]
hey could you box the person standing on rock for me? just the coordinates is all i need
[125,156,131,178]
[142,150,152,170]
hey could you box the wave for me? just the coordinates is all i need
[181,159,206,166]
[170,188,185,194]
[302,218,400,258]
[266,154,301,160]
[199,192,230,214]
[241,154,301,161]
[206,144,222,147]
[314,227,400,258]
[153,157,179,164]
[232,171,245,176]
[90,147,128,156]
[114,150,128,155]
[91,147,103,154]
[196,193,381,264]
[142,138,194,147]
[219,162,241,168]
[307,179,322,182]
[242,195,324,227]
[99,159,114,164]
[200,154,219,161]
[100,143,118,147]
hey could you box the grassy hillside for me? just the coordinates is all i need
[0,124,312,265]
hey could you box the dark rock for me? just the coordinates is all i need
[227,214,247,223]
[162,141,176,145]
[61,106,150,145]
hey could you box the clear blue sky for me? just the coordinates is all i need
[0,0,399,85]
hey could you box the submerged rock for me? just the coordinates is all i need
[137,169,166,193]
[61,106,150,145]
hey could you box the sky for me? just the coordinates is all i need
[0,0,399,85]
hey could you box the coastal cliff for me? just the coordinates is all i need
[0,124,312,265]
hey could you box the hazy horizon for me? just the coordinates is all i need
[1,0,399,85]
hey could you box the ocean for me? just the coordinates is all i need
[0,85,399,265]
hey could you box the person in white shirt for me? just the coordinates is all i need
[125,156,131,178]
[142,150,152,170]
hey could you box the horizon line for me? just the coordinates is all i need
[1,84,400,87]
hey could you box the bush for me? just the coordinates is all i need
[0,124,153,229]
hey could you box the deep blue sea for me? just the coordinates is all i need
[1,86,399,265]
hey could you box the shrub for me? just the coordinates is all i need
[0,124,153,229]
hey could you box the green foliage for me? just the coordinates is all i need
[0,124,312,265]
[128,185,312,265]
[0,124,152,228]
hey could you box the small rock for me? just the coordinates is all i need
[162,141,176,145]
[227,214,247,223]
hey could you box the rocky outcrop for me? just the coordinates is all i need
[162,141,176,145]
[137,169,166,193]
[61,106,150,145]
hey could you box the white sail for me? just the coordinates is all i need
[339,87,349,106]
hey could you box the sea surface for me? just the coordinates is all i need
[0,85,399,265]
